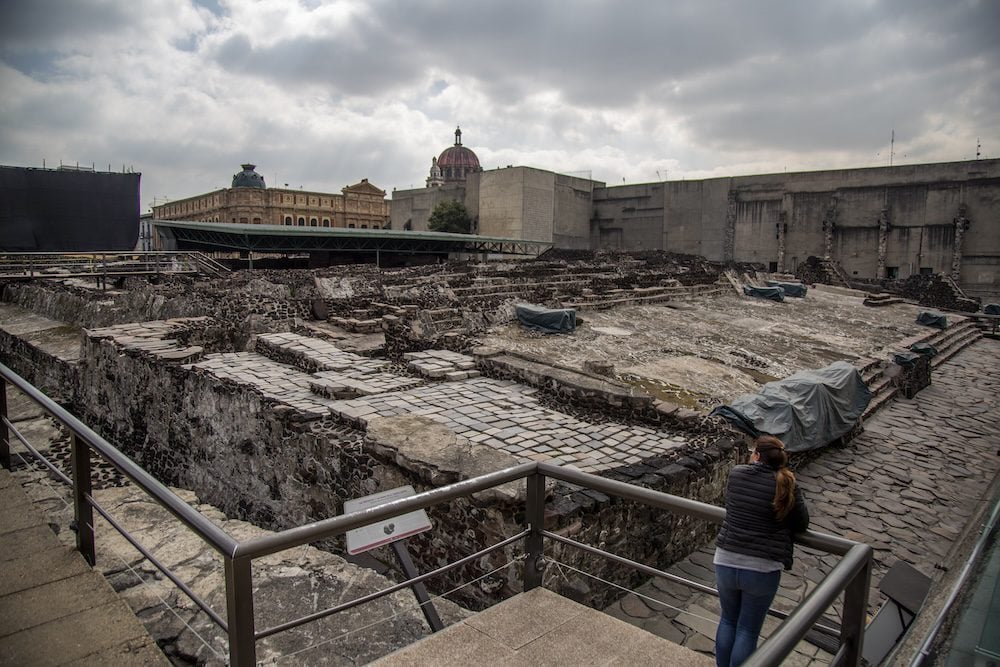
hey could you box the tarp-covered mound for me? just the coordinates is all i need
[515,303,577,333]
[709,361,872,453]
[985,304,1000,316]
[765,280,808,298]
[744,285,784,302]
[916,311,948,329]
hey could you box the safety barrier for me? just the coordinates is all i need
[0,361,871,666]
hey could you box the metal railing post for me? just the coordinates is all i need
[225,555,257,667]
[840,551,873,666]
[0,377,10,470]
[524,472,546,591]
[70,434,96,565]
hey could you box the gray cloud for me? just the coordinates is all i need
[0,0,997,210]
[0,0,135,48]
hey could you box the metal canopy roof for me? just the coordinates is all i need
[151,219,551,256]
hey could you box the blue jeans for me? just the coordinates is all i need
[714,564,781,667]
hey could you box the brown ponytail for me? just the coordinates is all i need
[753,435,796,520]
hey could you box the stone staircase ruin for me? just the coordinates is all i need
[856,316,982,421]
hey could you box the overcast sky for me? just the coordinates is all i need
[1,0,998,212]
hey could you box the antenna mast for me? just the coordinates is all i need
[889,129,895,166]
[977,137,981,160]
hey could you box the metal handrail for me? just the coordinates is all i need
[255,530,529,640]
[234,462,536,560]
[0,363,237,556]
[0,361,872,666]
[0,251,229,279]
[542,529,843,638]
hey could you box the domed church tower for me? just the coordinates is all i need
[232,163,266,189]
[432,126,481,184]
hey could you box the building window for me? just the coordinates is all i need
[361,224,367,229]
[886,266,899,279]
[348,223,355,228]
[919,267,933,275]
[284,216,292,225]
[322,218,330,227]
[372,224,379,229]
[768,262,778,272]
[252,217,261,224]
[298,217,305,226]
[239,217,248,224]
[310,217,318,227]
[232,217,237,224]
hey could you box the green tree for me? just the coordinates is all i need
[427,199,473,234]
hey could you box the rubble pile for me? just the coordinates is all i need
[895,274,981,312]
[794,255,837,285]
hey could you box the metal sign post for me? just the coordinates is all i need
[344,486,443,632]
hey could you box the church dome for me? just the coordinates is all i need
[436,127,481,183]
[232,163,265,189]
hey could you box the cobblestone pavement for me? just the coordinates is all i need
[604,339,1000,665]
[190,341,692,474]
[330,377,690,473]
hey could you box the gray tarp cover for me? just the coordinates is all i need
[709,361,872,453]
[743,285,785,302]
[515,303,577,333]
[985,304,1000,315]
[916,311,948,329]
[765,280,808,298]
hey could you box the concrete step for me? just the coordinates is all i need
[932,330,983,368]
[0,469,169,665]
[862,383,899,421]
[372,588,714,667]
[867,375,895,399]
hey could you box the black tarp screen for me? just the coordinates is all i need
[0,166,140,251]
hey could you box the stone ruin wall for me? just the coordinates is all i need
[65,325,742,610]
[1,257,746,610]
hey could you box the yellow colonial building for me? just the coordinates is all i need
[153,164,390,229]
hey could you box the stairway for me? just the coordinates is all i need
[858,318,983,421]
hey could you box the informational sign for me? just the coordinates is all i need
[344,486,432,555]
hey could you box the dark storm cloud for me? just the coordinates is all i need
[2,0,996,207]
[203,0,998,158]
[0,0,135,48]
[208,0,879,105]
[211,28,427,97]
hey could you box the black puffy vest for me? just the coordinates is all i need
[716,462,809,570]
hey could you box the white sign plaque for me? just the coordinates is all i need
[344,486,432,555]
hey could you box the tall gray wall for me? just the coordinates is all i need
[596,159,1000,298]
[393,158,999,298]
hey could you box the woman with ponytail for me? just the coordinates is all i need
[713,435,809,667]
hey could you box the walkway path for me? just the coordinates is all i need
[605,338,1000,665]
[0,467,168,665]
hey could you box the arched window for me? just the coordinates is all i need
[297,217,305,226]
[284,216,292,225]
[239,217,248,224]
[361,224,367,229]
[322,218,330,227]
[310,217,318,227]
[348,223,355,229]
[252,217,261,225]
[372,224,379,229]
